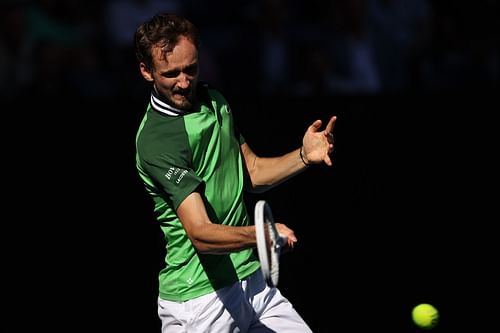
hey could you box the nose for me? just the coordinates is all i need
[177,73,190,89]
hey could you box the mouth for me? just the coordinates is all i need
[173,93,187,100]
[171,89,194,109]
[173,88,190,96]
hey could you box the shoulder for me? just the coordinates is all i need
[136,111,187,160]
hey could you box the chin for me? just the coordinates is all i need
[177,101,193,110]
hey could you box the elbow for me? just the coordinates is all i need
[190,238,212,254]
[184,223,212,254]
[189,234,226,254]
[187,230,210,253]
[245,174,272,193]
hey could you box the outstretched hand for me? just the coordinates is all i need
[301,116,337,166]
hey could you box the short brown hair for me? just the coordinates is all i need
[134,13,200,70]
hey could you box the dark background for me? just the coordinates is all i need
[3,1,498,332]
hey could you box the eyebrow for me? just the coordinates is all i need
[160,62,198,77]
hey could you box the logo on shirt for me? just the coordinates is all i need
[165,167,188,184]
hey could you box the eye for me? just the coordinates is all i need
[162,70,180,78]
[184,64,198,76]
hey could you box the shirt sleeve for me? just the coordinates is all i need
[141,153,203,211]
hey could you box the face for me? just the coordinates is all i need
[140,36,199,110]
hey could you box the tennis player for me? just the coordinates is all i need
[134,13,336,332]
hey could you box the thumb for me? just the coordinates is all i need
[308,119,322,133]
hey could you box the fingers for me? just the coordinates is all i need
[275,223,298,254]
[311,116,336,137]
[323,131,334,143]
[324,153,333,167]
[325,115,337,134]
[276,223,297,242]
[324,135,335,167]
[308,119,323,133]
[303,116,336,167]
[325,115,336,159]
[283,233,296,252]
[309,116,336,134]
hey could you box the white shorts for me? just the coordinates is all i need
[157,269,312,333]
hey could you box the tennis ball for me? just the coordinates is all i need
[412,303,439,329]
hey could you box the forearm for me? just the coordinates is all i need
[178,192,257,254]
[248,147,308,192]
[189,223,256,254]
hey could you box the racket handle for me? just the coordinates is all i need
[278,235,288,247]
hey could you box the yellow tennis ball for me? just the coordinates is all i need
[412,303,439,329]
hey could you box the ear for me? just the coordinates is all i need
[140,63,154,82]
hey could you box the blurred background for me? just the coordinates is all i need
[1,0,498,99]
[2,1,498,332]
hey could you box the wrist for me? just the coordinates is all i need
[299,147,310,167]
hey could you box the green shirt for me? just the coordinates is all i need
[135,84,260,301]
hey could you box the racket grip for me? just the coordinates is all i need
[278,235,288,247]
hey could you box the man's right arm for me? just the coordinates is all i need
[177,192,298,253]
[176,192,256,254]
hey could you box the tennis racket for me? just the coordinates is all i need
[254,200,287,287]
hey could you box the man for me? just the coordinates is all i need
[134,13,336,332]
